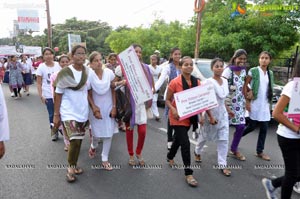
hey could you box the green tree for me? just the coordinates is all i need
[105,19,189,62]
[199,0,300,66]
[51,17,113,55]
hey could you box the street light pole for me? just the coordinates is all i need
[45,0,52,48]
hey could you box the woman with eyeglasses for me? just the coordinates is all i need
[53,45,92,182]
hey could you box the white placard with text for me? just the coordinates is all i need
[174,82,218,121]
[288,77,300,116]
[117,46,153,105]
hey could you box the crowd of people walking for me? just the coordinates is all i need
[1,45,300,199]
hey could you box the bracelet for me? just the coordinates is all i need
[54,113,60,116]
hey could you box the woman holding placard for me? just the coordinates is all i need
[262,57,300,199]
[166,56,211,187]
[115,44,154,166]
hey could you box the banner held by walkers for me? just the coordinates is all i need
[117,46,153,105]
[174,82,218,121]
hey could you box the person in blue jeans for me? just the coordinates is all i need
[36,47,61,141]
[242,51,274,161]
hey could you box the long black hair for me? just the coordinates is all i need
[259,51,273,102]
[228,49,247,65]
[292,55,300,78]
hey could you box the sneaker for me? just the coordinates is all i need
[167,142,172,150]
[262,178,277,199]
[294,182,300,194]
[14,96,19,100]
[11,92,14,97]
[51,132,58,141]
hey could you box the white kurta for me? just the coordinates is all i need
[0,84,9,141]
[88,68,118,138]
[202,77,229,141]
[249,67,271,121]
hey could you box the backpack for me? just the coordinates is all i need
[115,86,132,123]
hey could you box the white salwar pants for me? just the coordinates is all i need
[91,137,112,162]
[151,93,159,118]
[195,138,228,166]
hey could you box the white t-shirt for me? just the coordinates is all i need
[21,62,32,73]
[55,65,91,122]
[0,84,9,141]
[149,64,162,83]
[276,81,300,139]
[36,62,61,99]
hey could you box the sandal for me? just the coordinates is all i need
[66,169,76,183]
[194,152,201,163]
[256,153,270,161]
[128,156,136,166]
[74,167,83,175]
[88,147,96,159]
[220,168,231,177]
[136,155,145,166]
[102,162,113,171]
[229,151,246,161]
[186,175,198,187]
[167,159,176,168]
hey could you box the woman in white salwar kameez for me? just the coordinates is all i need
[194,58,234,176]
[0,84,9,159]
[87,51,118,171]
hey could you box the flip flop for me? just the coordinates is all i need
[66,171,76,183]
[220,168,231,177]
[186,175,198,187]
[102,162,113,171]
[74,167,83,175]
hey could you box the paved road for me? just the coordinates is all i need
[0,83,299,199]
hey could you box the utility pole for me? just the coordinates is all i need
[45,0,52,48]
[194,0,205,59]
